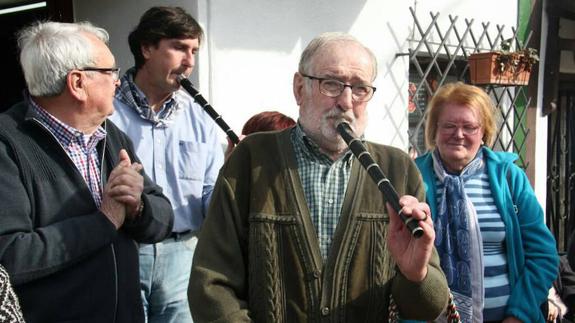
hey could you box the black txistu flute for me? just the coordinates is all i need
[176,75,240,145]
[336,120,424,238]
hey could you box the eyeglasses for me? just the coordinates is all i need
[79,67,121,81]
[437,122,482,136]
[301,73,376,102]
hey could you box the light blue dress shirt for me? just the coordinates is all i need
[110,84,224,233]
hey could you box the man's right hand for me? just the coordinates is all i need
[100,192,126,229]
[105,150,144,218]
[386,195,434,282]
[100,149,143,229]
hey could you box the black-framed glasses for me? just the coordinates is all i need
[301,73,376,102]
[79,67,121,81]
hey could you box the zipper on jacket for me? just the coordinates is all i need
[100,121,108,194]
[111,244,118,323]
[102,121,118,322]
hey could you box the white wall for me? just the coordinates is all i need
[75,0,519,147]
[195,0,416,147]
[75,0,522,148]
[76,0,553,213]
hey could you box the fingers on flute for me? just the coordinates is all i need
[398,195,430,222]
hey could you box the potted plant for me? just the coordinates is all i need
[468,39,540,86]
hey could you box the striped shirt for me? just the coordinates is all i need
[30,100,106,207]
[291,125,353,259]
[435,170,510,321]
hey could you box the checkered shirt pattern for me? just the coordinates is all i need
[291,124,353,260]
[30,100,106,207]
[116,68,181,126]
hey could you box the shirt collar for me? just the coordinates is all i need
[29,96,106,147]
[293,123,353,165]
[116,67,178,124]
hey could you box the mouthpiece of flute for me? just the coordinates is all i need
[335,119,348,127]
[176,74,187,83]
[335,119,356,136]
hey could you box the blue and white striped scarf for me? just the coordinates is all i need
[432,149,484,323]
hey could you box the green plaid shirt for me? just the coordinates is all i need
[291,124,353,259]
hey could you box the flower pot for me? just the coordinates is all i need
[468,52,531,86]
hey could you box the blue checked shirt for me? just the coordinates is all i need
[30,99,106,207]
[291,124,353,259]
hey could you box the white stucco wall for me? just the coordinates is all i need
[194,0,416,147]
[74,0,518,147]
[193,0,520,149]
[75,0,551,215]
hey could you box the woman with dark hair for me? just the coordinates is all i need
[415,82,558,322]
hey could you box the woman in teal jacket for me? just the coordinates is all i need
[414,82,558,322]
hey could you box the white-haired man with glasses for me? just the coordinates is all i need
[0,21,173,322]
[189,32,449,322]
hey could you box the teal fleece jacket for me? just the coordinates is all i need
[415,147,559,322]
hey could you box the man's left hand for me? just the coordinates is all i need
[386,195,434,282]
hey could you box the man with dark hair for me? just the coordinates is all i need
[0,21,173,322]
[127,7,204,70]
[109,6,224,323]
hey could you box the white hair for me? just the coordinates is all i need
[17,21,110,96]
[298,32,378,81]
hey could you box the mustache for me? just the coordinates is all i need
[324,109,353,124]
[174,69,190,78]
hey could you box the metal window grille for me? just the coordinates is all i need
[547,89,575,251]
[405,7,533,170]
